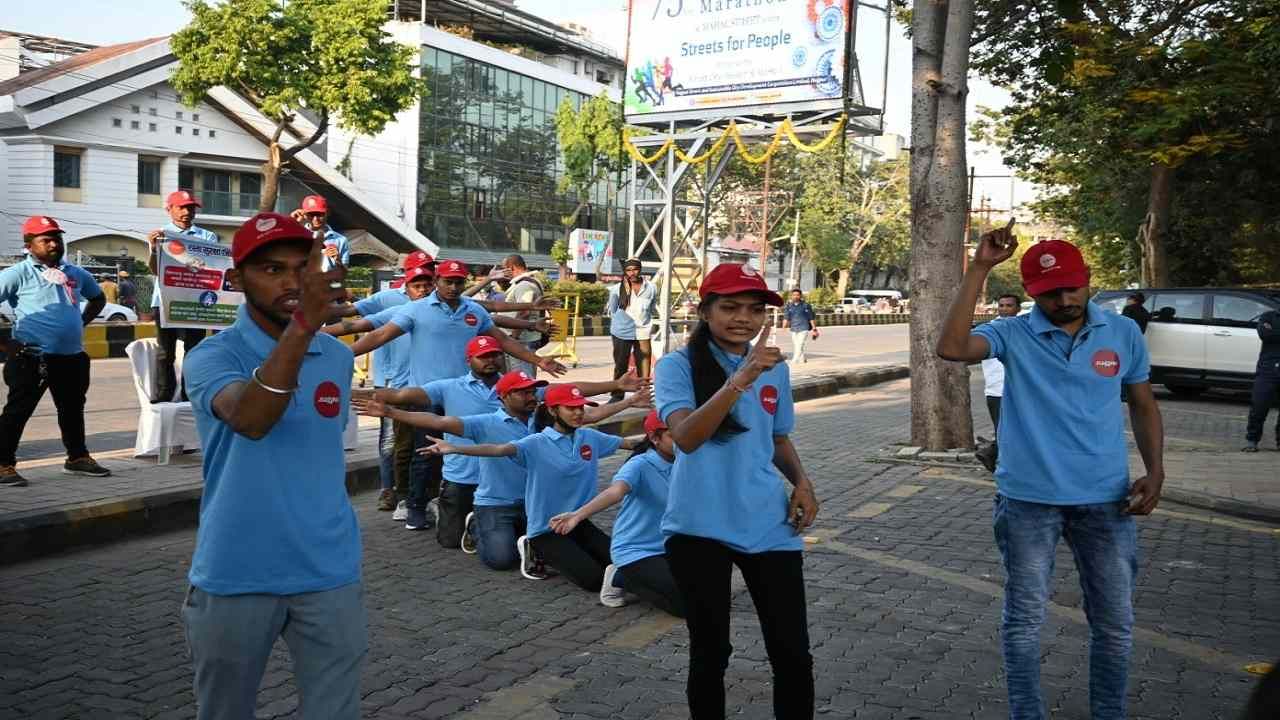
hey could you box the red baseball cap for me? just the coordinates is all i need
[403,265,434,283]
[404,250,434,270]
[699,263,783,306]
[300,195,328,214]
[544,384,598,408]
[21,215,64,236]
[436,259,469,279]
[643,409,666,435]
[1021,240,1090,297]
[232,212,312,265]
[495,370,549,397]
[166,190,201,208]
[465,335,503,360]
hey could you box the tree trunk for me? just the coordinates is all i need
[259,143,283,213]
[909,0,976,451]
[1142,163,1174,287]
[836,268,851,298]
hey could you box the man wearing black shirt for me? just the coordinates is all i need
[1244,309,1280,452]
[1121,292,1151,334]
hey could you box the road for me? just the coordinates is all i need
[1,324,913,463]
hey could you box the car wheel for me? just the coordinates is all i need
[107,313,127,322]
[1165,384,1205,399]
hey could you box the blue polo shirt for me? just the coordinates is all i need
[656,342,802,554]
[974,302,1150,505]
[422,373,502,485]
[321,227,350,272]
[610,449,673,568]
[386,292,495,386]
[0,258,102,355]
[606,281,657,340]
[513,426,624,538]
[151,223,220,310]
[354,289,411,388]
[183,305,360,596]
[461,409,539,507]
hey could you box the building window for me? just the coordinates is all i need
[54,147,82,202]
[112,118,122,127]
[176,111,184,120]
[137,156,162,195]
[175,126,183,134]
[192,128,200,137]
[149,123,157,132]
[131,104,140,114]
[149,107,157,116]
[208,130,216,138]
[469,188,488,220]
[202,169,232,214]
[238,173,262,211]
[178,165,195,191]
[130,120,140,130]
[192,113,200,122]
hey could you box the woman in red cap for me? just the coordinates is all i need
[421,383,643,595]
[548,409,685,616]
[654,262,820,719]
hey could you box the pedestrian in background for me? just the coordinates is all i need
[606,258,657,401]
[937,232,1165,720]
[181,212,364,719]
[655,263,819,720]
[98,274,119,304]
[499,255,546,378]
[117,271,137,311]
[782,288,818,364]
[148,190,219,403]
[0,216,112,486]
[291,195,349,272]
[1243,307,1280,452]
[1122,292,1151,334]
[975,293,1021,471]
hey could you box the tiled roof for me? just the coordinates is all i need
[0,36,167,97]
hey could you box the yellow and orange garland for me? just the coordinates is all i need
[622,114,848,166]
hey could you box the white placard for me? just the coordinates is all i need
[569,229,616,275]
[158,231,243,330]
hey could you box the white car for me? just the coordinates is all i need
[835,297,870,313]
[0,300,138,324]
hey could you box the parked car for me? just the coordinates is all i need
[835,297,870,313]
[1092,288,1280,396]
[0,300,138,325]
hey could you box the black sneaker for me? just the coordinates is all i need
[461,512,478,554]
[63,456,111,477]
[405,507,429,531]
[0,466,28,487]
[1242,442,1260,453]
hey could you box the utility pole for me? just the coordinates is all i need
[788,210,800,289]
[759,154,772,276]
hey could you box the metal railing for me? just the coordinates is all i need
[187,190,262,217]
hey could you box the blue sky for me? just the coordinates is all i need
[3,0,1031,207]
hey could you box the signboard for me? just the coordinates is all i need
[568,229,615,275]
[624,0,852,123]
[158,231,242,330]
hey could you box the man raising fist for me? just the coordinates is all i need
[180,212,365,719]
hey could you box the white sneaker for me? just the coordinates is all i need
[461,512,478,554]
[392,500,408,521]
[517,535,547,580]
[599,563,626,608]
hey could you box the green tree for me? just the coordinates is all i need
[553,93,627,275]
[171,0,424,212]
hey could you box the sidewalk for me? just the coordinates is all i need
[1134,441,1280,524]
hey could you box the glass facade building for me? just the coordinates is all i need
[417,46,624,258]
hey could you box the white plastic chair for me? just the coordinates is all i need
[126,339,202,464]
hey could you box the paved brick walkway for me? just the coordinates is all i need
[1,380,1275,719]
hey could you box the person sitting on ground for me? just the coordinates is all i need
[421,384,643,598]
[549,410,685,616]
[355,369,649,571]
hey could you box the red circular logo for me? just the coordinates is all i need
[313,381,342,418]
[464,313,479,327]
[167,240,187,256]
[760,385,779,415]
[579,445,593,461]
[1091,350,1121,378]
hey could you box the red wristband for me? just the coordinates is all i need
[291,310,317,334]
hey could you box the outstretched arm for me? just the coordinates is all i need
[584,385,652,425]
[354,395,464,435]
[419,438,517,458]
[575,370,646,399]
[323,316,376,336]
[483,327,566,377]
[349,322,406,357]
[549,481,631,535]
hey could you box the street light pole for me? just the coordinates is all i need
[788,210,800,289]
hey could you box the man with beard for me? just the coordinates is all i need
[937,234,1165,720]
[291,195,349,272]
[0,216,110,485]
[180,212,363,719]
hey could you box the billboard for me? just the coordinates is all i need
[624,0,852,123]
[157,231,243,330]
[568,229,616,276]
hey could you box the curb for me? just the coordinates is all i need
[0,364,910,565]
[1160,488,1280,526]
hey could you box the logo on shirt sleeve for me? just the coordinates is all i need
[579,445,593,460]
[1091,350,1120,378]
[760,385,779,415]
[464,313,479,327]
[314,381,342,418]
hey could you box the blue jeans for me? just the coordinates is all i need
[993,495,1137,720]
[182,582,367,720]
[474,503,526,571]
[408,405,442,510]
[378,415,395,490]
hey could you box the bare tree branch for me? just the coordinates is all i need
[281,110,329,160]
[1142,0,1218,41]
[971,2,1035,48]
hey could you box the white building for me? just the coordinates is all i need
[0,35,436,267]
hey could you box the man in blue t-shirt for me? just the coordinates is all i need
[781,288,819,363]
[180,212,364,719]
[937,232,1165,720]
[147,190,221,403]
[291,194,350,272]
[0,216,110,485]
